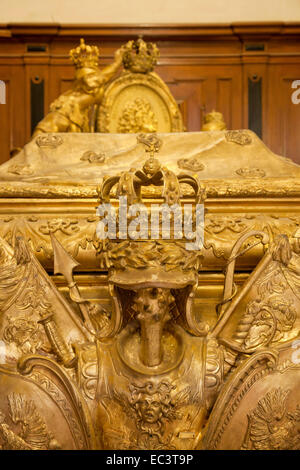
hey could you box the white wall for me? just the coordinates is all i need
[1,0,300,24]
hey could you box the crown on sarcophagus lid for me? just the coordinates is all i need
[122,38,160,74]
[98,133,205,207]
[70,38,100,70]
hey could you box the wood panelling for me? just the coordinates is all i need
[217,78,233,129]
[282,77,300,161]
[265,66,300,161]
[0,22,299,163]
[0,64,26,163]
[0,75,11,162]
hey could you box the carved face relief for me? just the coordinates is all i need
[128,381,177,437]
[137,392,162,424]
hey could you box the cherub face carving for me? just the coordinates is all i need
[137,392,162,424]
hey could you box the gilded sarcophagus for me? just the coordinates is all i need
[0,129,298,450]
[0,38,298,451]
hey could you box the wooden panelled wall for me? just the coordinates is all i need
[0,23,300,164]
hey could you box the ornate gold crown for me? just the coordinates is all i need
[69,38,100,70]
[96,134,206,289]
[122,38,160,73]
[99,133,203,206]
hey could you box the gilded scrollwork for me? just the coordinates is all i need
[237,297,296,351]
[205,215,252,234]
[204,213,300,257]
[0,215,100,263]
[39,218,80,236]
[204,338,224,407]
[75,343,98,401]
[0,212,299,273]
[1,176,300,199]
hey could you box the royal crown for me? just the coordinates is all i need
[96,134,207,338]
[122,38,160,74]
[69,38,100,70]
[98,133,204,207]
[96,134,206,291]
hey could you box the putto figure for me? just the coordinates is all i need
[32,39,125,136]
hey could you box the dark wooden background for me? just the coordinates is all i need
[0,23,299,164]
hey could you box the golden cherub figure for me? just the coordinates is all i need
[32,39,125,136]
